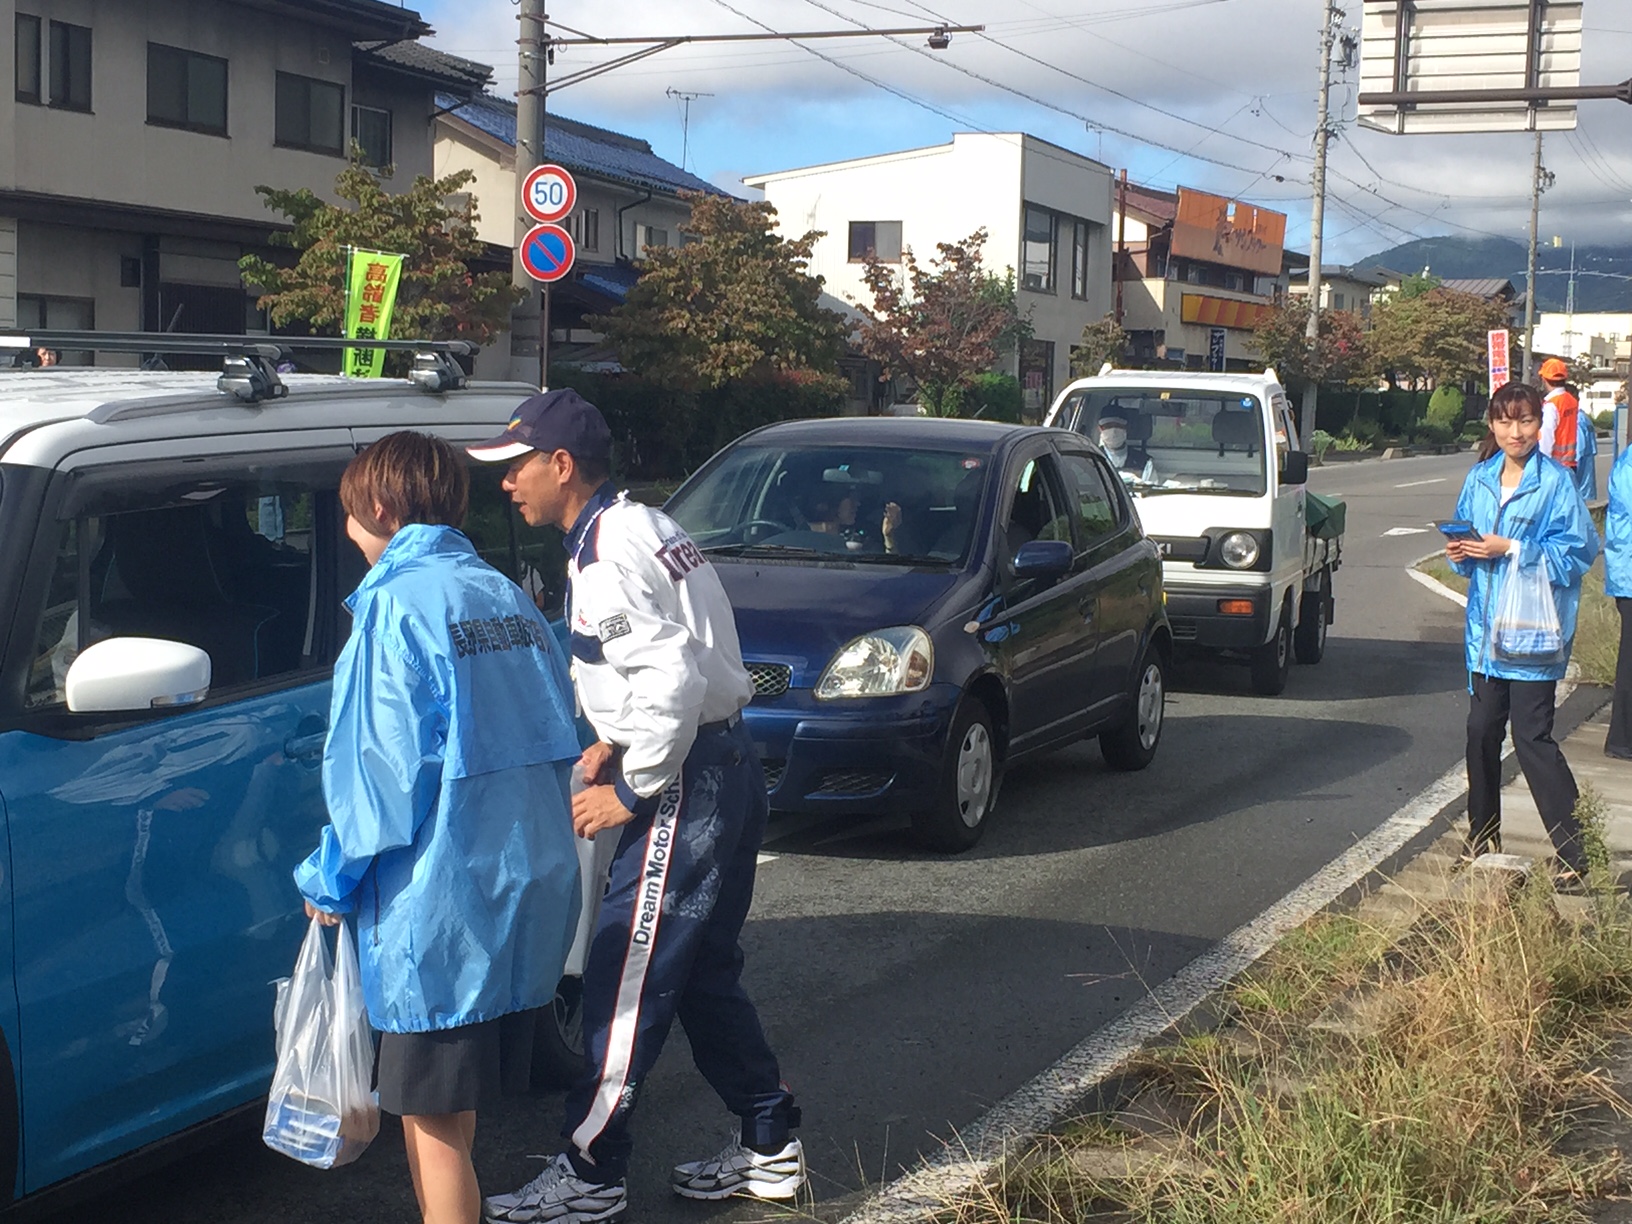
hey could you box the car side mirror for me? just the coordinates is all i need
[1012,538,1074,580]
[65,638,212,714]
[1280,450,1309,485]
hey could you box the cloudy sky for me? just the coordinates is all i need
[416,0,1632,266]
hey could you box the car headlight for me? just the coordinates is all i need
[1219,531,1261,569]
[815,626,934,699]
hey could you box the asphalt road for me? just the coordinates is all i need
[47,448,1530,1224]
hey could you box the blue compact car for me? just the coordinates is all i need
[0,351,595,1207]
[665,417,1172,851]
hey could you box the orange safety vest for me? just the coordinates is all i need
[1546,386,1580,469]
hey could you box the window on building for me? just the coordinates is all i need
[1254,275,1278,297]
[1022,205,1056,293]
[1185,263,1203,285]
[15,14,40,104]
[1071,219,1091,300]
[637,224,667,256]
[147,44,227,135]
[1332,291,1347,311]
[571,208,600,254]
[350,104,392,167]
[15,294,94,365]
[275,72,344,155]
[1019,338,1056,416]
[847,220,903,263]
[48,20,91,111]
[1224,271,1245,292]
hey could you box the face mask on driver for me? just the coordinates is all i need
[1100,427,1128,451]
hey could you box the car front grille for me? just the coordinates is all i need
[761,760,786,792]
[746,662,792,698]
[810,769,893,797]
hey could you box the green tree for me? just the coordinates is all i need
[592,192,850,393]
[239,163,523,345]
[1070,315,1128,378]
[1398,269,1444,299]
[1250,299,1368,389]
[1368,288,1511,389]
[855,229,1029,417]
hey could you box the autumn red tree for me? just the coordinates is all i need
[854,229,1028,416]
[1250,299,1369,390]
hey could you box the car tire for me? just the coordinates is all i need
[1100,645,1166,771]
[912,699,1000,853]
[531,975,587,1089]
[1294,571,1330,665]
[1249,603,1293,696]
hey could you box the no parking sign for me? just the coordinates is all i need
[520,223,576,284]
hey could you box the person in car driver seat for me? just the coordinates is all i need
[1097,409,1157,485]
[470,390,804,1224]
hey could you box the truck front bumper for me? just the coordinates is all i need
[1165,584,1273,650]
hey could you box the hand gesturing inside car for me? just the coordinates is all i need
[881,502,903,554]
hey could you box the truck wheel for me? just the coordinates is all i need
[1100,645,1165,771]
[531,975,587,1089]
[1250,604,1293,695]
[1294,571,1331,664]
[912,699,1000,853]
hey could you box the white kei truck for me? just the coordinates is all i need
[1045,368,1344,695]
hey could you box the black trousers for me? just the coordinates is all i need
[1606,598,1632,757]
[1467,672,1585,871]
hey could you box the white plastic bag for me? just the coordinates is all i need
[1492,547,1565,662]
[263,917,379,1168]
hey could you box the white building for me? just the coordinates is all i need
[1530,311,1632,366]
[745,132,1115,417]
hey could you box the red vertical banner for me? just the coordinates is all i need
[1488,329,1511,392]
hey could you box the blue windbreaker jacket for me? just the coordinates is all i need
[295,524,583,1033]
[1605,444,1632,599]
[1450,450,1599,683]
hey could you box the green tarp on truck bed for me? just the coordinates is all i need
[1306,491,1346,540]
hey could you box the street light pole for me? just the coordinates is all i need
[1303,0,1339,443]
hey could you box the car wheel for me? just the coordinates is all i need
[912,699,1000,853]
[1249,603,1293,695]
[531,975,586,1089]
[1100,645,1166,771]
[1294,571,1330,664]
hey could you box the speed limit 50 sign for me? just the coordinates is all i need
[522,164,577,224]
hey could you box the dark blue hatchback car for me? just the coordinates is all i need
[665,417,1172,850]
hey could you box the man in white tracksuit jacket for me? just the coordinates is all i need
[471,390,803,1224]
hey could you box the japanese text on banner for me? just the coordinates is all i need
[344,250,404,378]
[1488,329,1511,393]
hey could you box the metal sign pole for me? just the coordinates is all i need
[540,286,551,389]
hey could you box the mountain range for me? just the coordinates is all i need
[1355,236,1632,313]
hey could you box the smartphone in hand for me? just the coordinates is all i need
[1436,520,1484,541]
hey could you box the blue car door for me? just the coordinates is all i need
[0,436,352,1191]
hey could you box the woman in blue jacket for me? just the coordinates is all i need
[296,432,582,1224]
[1447,382,1598,881]
[1604,440,1632,758]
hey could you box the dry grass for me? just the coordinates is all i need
[1414,554,1620,686]
[956,835,1632,1224]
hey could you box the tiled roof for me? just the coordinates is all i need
[1442,277,1517,300]
[1121,183,1178,223]
[359,42,491,91]
[437,93,730,198]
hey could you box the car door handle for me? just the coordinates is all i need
[283,729,328,760]
[1077,596,1096,624]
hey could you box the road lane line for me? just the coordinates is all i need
[1382,527,1430,536]
[1395,477,1448,488]
[841,761,1475,1224]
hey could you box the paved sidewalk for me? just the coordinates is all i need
[1496,696,1632,880]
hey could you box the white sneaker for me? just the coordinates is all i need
[484,1153,627,1224]
[671,1137,806,1201]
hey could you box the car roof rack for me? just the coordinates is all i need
[0,330,477,403]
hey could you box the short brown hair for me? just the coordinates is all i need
[340,431,469,536]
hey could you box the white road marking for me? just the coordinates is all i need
[1382,526,1430,537]
[839,761,1480,1224]
[1407,566,1467,607]
[756,853,779,866]
[1395,477,1448,488]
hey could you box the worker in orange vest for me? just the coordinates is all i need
[1538,357,1581,471]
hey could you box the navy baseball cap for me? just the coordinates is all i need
[467,388,612,463]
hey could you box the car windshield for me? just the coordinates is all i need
[1054,387,1268,496]
[667,443,993,564]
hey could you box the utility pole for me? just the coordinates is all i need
[516,0,550,388]
[1522,131,1552,384]
[1302,0,1339,442]
[1114,169,1128,329]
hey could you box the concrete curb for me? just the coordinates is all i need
[1406,547,1467,608]
[836,686,1612,1224]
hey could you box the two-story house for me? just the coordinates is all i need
[745,132,1115,418]
[433,92,730,381]
[2,0,489,360]
[1114,182,1289,371]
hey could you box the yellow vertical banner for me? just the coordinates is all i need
[343,248,404,378]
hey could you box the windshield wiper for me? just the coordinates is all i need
[702,542,838,558]
[1138,485,1261,497]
